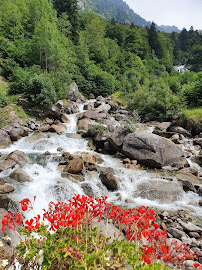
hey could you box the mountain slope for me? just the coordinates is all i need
[78,0,181,33]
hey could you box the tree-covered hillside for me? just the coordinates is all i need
[0,0,201,121]
[79,0,181,33]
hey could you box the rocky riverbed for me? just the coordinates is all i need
[0,86,201,268]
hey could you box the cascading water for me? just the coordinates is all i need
[0,102,202,219]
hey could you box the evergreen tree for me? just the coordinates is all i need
[148,22,163,58]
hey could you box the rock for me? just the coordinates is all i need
[55,100,64,110]
[0,159,16,172]
[77,118,94,131]
[69,81,79,101]
[81,110,101,120]
[0,185,15,194]
[81,153,97,164]
[84,102,94,111]
[191,155,202,166]
[180,167,198,176]
[170,126,192,137]
[108,128,127,152]
[9,127,28,141]
[178,221,202,233]
[61,172,84,182]
[25,132,46,143]
[95,103,111,113]
[170,134,180,143]
[176,172,201,185]
[122,132,184,169]
[0,130,11,149]
[99,168,119,191]
[6,150,31,165]
[178,180,196,193]
[64,158,84,174]
[47,105,61,119]
[37,124,50,132]
[61,113,69,123]
[81,183,94,196]
[0,178,5,185]
[134,180,184,204]
[189,232,200,238]
[0,195,17,211]
[91,219,125,244]
[0,208,20,257]
[167,227,188,239]
[156,122,172,131]
[123,158,131,164]
[193,138,202,147]
[9,168,33,182]
[49,124,66,133]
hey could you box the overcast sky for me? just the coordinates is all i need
[124,0,202,30]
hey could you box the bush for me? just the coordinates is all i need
[24,74,57,107]
[0,91,8,107]
[89,123,107,136]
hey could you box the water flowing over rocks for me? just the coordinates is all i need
[0,95,202,268]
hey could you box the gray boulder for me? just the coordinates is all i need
[9,127,28,141]
[134,180,183,204]
[99,168,119,191]
[69,82,79,101]
[122,132,184,168]
[108,128,127,152]
[0,159,17,172]
[9,168,33,182]
[0,130,11,149]
[0,185,15,194]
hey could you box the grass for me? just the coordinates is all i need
[179,107,202,134]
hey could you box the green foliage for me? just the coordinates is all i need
[24,74,57,107]
[0,91,8,107]
[181,72,202,107]
[89,123,107,135]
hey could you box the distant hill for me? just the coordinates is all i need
[78,0,181,33]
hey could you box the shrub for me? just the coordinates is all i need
[89,123,107,136]
[24,74,57,107]
[0,91,8,107]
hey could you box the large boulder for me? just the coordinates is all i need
[49,123,66,133]
[6,150,31,165]
[9,168,33,182]
[134,180,184,204]
[99,168,119,191]
[69,82,79,101]
[0,130,11,149]
[122,132,184,169]
[47,105,61,119]
[108,128,127,152]
[9,127,28,141]
[81,110,101,120]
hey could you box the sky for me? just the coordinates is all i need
[124,0,202,30]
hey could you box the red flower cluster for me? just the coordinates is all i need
[1,194,200,267]
[1,211,23,232]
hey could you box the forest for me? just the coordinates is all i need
[0,0,201,121]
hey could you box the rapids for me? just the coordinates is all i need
[0,102,202,219]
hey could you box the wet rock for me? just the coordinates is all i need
[123,158,131,164]
[81,183,94,196]
[178,180,196,193]
[122,132,184,169]
[49,124,66,133]
[189,232,200,238]
[0,185,15,194]
[61,172,84,182]
[61,113,69,123]
[99,167,119,191]
[95,103,111,113]
[84,102,94,111]
[9,168,33,182]
[0,159,16,171]
[6,150,31,165]
[0,195,17,211]
[25,133,46,143]
[47,105,61,119]
[81,153,97,164]
[171,157,189,169]
[68,81,79,101]
[0,130,11,149]
[180,167,198,176]
[64,158,84,174]
[178,220,202,233]
[135,180,183,204]
[176,172,201,185]
[37,124,50,132]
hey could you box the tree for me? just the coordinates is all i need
[148,22,163,58]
